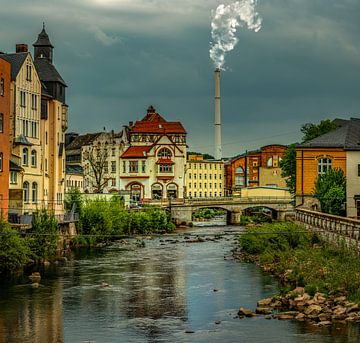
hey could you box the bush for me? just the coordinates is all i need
[0,220,31,274]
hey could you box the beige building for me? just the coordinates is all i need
[186,155,225,198]
[346,151,360,218]
[65,165,84,193]
[1,46,43,215]
[119,106,187,202]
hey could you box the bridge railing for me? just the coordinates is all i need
[185,196,293,204]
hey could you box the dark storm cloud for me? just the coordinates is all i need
[0,0,359,156]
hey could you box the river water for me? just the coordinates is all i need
[0,225,359,343]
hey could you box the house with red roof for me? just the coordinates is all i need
[120,106,187,203]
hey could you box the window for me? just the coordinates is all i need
[26,65,32,81]
[235,175,244,187]
[45,158,48,171]
[157,148,172,159]
[45,131,48,144]
[189,183,192,189]
[31,150,37,167]
[129,160,138,173]
[111,178,116,187]
[199,174,202,179]
[0,113,3,132]
[209,174,212,180]
[123,161,126,173]
[20,91,26,107]
[23,148,29,166]
[267,157,273,167]
[0,78,4,96]
[209,183,212,189]
[31,94,37,110]
[318,158,332,175]
[194,174,197,179]
[111,161,116,173]
[22,119,29,136]
[142,160,146,173]
[0,152,2,171]
[235,166,244,174]
[32,182,38,203]
[10,171,17,184]
[204,174,207,179]
[23,182,29,203]
[31,122,37,138]
[188,173,191,179]
[194,183,196,188]
[104,162,108,174]
[194,191,197,198]
[112,148,115,156]
[159,164,173,173]
[358,164,360,177]
[199,182,202,188]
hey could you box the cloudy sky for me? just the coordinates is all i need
[0,0,359,157]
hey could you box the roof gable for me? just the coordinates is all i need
[0,52,28,80]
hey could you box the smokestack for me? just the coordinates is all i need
[16,44,28,53]
[214,68,222,160]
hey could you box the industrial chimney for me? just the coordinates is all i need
[214,68,222,160]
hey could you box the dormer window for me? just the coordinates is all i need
[26,65,32,81]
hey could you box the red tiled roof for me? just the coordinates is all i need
[156,158,174,165]
[131,122,186,134]
[121,146,151,158]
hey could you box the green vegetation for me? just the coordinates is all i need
[239,222,360,303]
[240,214,271,225]
[301,119,339,143]
[192,208,226,220]
[68,192,175,246]
[313,168,346,215]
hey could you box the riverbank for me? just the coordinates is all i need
[233,222,360,324]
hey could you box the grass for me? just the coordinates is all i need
[239,222,360,304]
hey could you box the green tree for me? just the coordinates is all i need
[0,220,31,274]
[65,187,83,217]
[301,119,339,143]
[27,210,59,260]
[279,143,297,195]
[313,168,346,215]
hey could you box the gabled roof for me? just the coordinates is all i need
[299,118,360,150]
[10,160,23,172]
[130,106,186,134]
[0,52,28,80]
[121,146,151,158]
[65,133,103,150]
[34,58,67,86]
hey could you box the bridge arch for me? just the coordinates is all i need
[191,206,232,225]
[243,205,278,220]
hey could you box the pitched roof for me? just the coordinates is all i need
[0,52,28,80]
[130,106,186,134]
[13,134,32,146]
[121,146,151,158]
[66,164,83,175]
[34,58,66,86]
[299,118,360,150]
[65,133,103,150]
[33,26,54,48]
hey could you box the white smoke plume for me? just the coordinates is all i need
[210,0,262,70]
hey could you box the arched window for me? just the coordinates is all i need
[157,148,172,159]
[32,182,38,203]
[235,166,244,174]
[318,158,332,175]
[31,150,37,167]
[267,157,273,167]
[23,148,29,166]
[23,182,29,203]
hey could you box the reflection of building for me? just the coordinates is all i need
[0,58,11,219]
[185,154,225,198]
[225,144,287,195]
[119,106,187,202]
[296,118,360,218]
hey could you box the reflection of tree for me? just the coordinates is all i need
[83,145,109,193]
[0,275,63,343]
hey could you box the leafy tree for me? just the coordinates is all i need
[27,210,59,260]
[279,143,297,195]
[65,187,83,217]
[301,119,339,143]
[313,168,346,215]
[0,220,31,273]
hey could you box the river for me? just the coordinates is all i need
[0,225,359,343]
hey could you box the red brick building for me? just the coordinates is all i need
[0,58,11,219]
[225,144,287,195]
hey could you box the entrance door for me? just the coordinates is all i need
[130,184,141,204]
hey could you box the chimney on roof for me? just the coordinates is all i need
[16,44,28,53]
[129,121,133,127]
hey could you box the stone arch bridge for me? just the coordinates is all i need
[170,197,294,225]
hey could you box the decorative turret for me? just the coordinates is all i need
[33,23,54,63]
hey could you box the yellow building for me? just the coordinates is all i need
[186,155,225,198]
[1,45,43,215]
[33,26,68,214]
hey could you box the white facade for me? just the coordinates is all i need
[346,151,360,218]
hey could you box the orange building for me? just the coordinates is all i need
[225,144,287,195]
[0,58,11,219]
[295,119,360,212]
